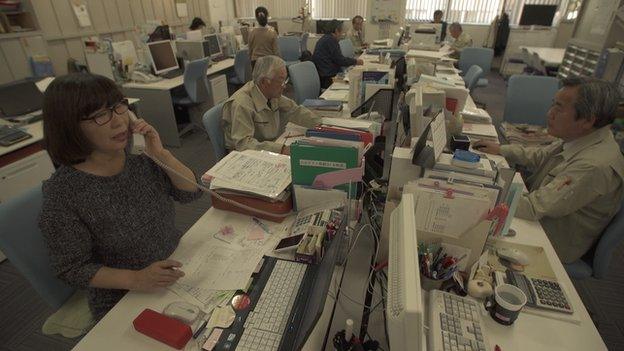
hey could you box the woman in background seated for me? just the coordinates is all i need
[39,73,202,320]
[189,17,206,31]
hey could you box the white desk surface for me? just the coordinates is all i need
[521,46,565,67]
[122,59,235,91]
[72,207,338,351]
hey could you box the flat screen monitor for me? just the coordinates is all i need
[186,29,203,41]
[268,21,279,35]
[203,34,222,58]
[146,40,179,75]
[519,5,557,26]
[0,79,44,117]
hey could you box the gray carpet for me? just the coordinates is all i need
[1,73,623,350]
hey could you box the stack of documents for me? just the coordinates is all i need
[202,150,291,201]
[302,99,343,111]
[434,152,497,178]
[499,122,557,146]
[462,123,498,143]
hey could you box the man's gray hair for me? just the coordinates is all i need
[253,55,286,85]
[561,76,621,128]
[449,22,462,31]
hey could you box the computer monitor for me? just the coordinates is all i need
[146,40,179,75]
[176,40,206,62]
[386,193,425,351]
[268,21,279,34]
[519,5,557,26]
[186,29,203,41]
[203,34,222,59]
[351,88,395,122]
[0,79,44,117]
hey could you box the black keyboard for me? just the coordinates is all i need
[0,125,32,146]
[211,55,228,63]
[160,69,184,79]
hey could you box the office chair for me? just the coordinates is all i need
[463,65,484,93]
[173,57,210,135]
[228,49,251,86]
[458,47,494,88]
[0,186,75,310]
[503,75,559,126]
[565,199,624,280]
[339,39,355,59]
[202,102,227,161]
[287,61,321,104]
[278,36,301,67]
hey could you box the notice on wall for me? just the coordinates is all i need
[175,0,188,18]
[70,0,91,27]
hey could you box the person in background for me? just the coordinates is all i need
[248,6,280,69]
[347,15,368,54]
[474,77,624,264]
[39,73,202,321]
[448,22,473,59]
[222,56,321,154]
[312,20,364,89]
[189,17,206,31]
[432,10,447,42]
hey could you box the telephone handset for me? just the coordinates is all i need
[128,110,146,155]
[127,110,291,219]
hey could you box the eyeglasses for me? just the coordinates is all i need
[269,76,289,87]
[83,99,130,126]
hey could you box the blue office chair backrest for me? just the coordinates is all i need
[233,49,251,83]
[503,75,560,125]
[183,57,210,103]
[458,47,493,80]
[464,65,483,93]
[592,199,624,279]
[339,39,355,58]
[278,36,301,62]
[287,61,321,104]
[0,186,75,309]
[202,102,226,161]
[300,32,309,53]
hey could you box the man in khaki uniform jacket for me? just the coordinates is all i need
[347,15,367,55]
[475,77,624,263]
[448,22,473,59]
[222,55,321,154]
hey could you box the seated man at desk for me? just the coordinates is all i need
[312,19,364,89]
[347,15,368,55]
[474,77,624,264]
[448,22,472,59]
[39,73,202,320]
[222,55,321,154]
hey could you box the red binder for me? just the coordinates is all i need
[313,126,374,145]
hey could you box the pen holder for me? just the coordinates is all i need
[420,274,444,291]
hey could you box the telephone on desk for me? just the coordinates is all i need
[131,71,162,83]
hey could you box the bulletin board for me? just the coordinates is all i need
[370,0,402,23]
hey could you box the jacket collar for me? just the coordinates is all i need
[250,82,278,112]
[560,126,613,161]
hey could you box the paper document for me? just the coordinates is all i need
[430,112,446,161]
[205,150,291,199]
[169,284,235,313]
[321,89,349,102]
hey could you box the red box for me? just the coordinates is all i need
[133,309,192,349]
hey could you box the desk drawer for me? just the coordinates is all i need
[0,149,54,204]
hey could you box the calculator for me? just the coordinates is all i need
[290,209,332,237]
[505,270,573,314]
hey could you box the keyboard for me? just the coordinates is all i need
[238,260,307,351]
[505,270,573,314]
[160,69,183,79]
[429,290,490,351]
[212,55,228,63]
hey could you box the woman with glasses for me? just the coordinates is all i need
[39,73,201,321]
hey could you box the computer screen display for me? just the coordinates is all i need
[519,5,557,26]
[0,80,44,117]
[147,40,179,75]
[203,34,222,58]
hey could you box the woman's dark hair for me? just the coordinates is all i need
[189,17,206,30]
[255,6,269,27]
[43,73,124,166]
[325,20,343,35]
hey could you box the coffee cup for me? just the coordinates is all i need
[483,284,527,326]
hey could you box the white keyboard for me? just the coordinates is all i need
[429,290,490,351]
[238,260,306,351]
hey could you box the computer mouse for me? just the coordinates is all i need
[497,247,530,266]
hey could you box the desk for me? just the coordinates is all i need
[72,208,345,351]
[521,46,565,67]
[122,58,235,147]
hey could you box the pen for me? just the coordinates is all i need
[253,217,272,234]
[193,319,209,339]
